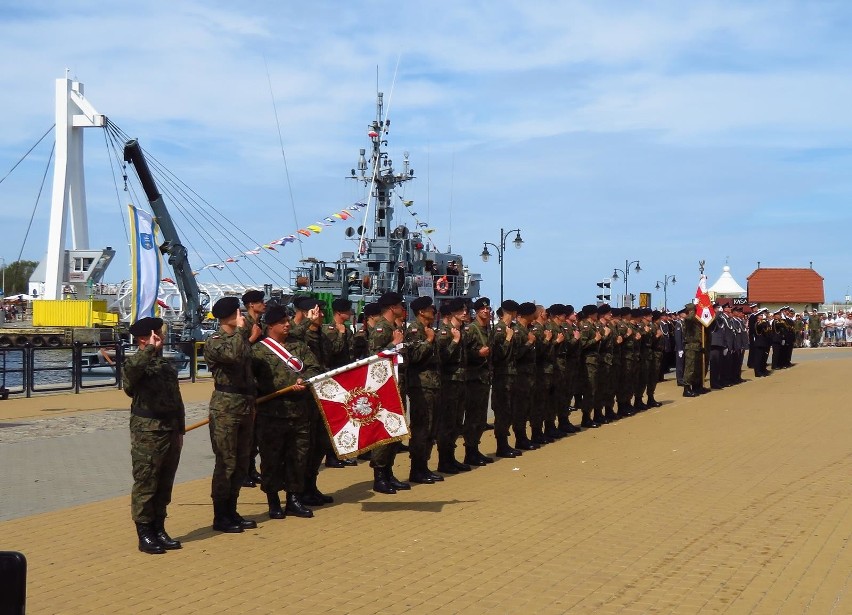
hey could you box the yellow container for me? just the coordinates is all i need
[32,299,113,327]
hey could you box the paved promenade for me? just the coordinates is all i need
[0,353,850,613]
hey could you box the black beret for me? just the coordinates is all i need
[684,302,696,313]
[495,307,504,317]
[501,299,520,313]
[652,310,662,320]
[363,302,381,318]
[331,298,353,313]
[438,301,454,316]
[547,303,564,316]
[597,304,611,316]
[473,297,491,310]
[581,304,596,317]
[630,308,642,318]
[448,298,466,313]
[241,289,265,306]
[377,292,404,308]
[129,316,163,337]
[265,304,290,325]
[293,296,325,311]
[410,296,434,313]
[212,296,241,319]
[677,307,688,315]
[518,302,537,317]
[564,304,575,316]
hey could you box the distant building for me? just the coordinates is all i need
[746,266,825,313]
[708,265,746,300]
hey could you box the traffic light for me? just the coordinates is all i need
[596,278,612,302]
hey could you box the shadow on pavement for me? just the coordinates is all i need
[360,499,477,513]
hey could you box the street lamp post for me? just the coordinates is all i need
[611,260,641,307]
[0,257,5,299]
[655,274,677,310]
[480,227,524,305]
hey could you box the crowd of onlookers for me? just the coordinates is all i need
[0,302,26,322]
[796,310,851,348]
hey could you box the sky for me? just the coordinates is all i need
[2,0,852,308]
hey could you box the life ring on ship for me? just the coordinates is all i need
[47,336,62,347]
[31,336,45,347]
[435,276,449,294]
[0,336,11,348]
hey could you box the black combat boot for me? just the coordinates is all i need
[647,396,662,408]
[373,466,397,494]
[230,497,257,529]
[136,522,166,554]
[249,459,262,484]
[266,491,285,519]
[682,386,698,398]
[558,415,579,433]
[451,448,472,472]
[324,453,345,468]
[464,445,488,466]
[603,406,618,422]
[301,476,334,506]
[545,420,565,439]
[580,409,598,429]
[619,403,635,417]
[285,493,314,518]
[212,500,243,533]
[477,448,495,464]
[342,458,358,466]
[386,467,411,490]
[153,517,181,550]
[634,399,648,411]
[436,450,460,475]
[409,461,436,484]
[495,436,520,458]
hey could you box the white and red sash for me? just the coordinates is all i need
[259,337,304,373]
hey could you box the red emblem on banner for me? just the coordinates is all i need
[310,357,408,458]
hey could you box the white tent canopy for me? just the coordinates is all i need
[709,265,746,296]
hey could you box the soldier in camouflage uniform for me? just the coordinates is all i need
[645,310,665,407]
[241,289,267,488]
[559,305,582,432]
[542,305,566,439]
[682,303,705,396]
[633,308,653,410]
[251,304,322,520]
[288,296,338,504]
[204,297,257,533]
[612,307,634,418]
[491,301,521,457]
[435,298,470,474]
[528,305,557,444]
[322,298,359,468]
[511,302,539,449]
[368,292,411,494]
[406,296,446,482]
[578,305,602,429]
[594,304,615,424]
[124,317,185,554]
[463,297,494,465]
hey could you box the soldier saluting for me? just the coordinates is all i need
[123,316,185,555]
[204,296,257,533]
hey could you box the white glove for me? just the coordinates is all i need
[678,351,684,358]
[723,348,729,356]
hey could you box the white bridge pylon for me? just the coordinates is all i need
[44,77,106,300]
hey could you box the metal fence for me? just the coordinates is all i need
[0,341,210,399]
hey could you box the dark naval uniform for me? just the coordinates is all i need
[124,338,185,554]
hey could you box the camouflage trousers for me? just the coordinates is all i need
[594,360,612,411]
[209,407,254,502]
[619,356,637,406]
[531,371,553,433]
[436,379,464,454]
[130,416,182,523]
[307,406,333,480]
[579,359,597,416]
[511,372,534,439]
[408,386,439,464]
[634,352,650,401]
[647,351,663,398]
[463,380,490,447]
[491,375,513,439]
[255,411,310,494]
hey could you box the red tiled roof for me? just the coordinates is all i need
[746,268,824,303]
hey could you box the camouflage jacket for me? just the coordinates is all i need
[682,315,704,350]
[437,320,465,382]
[251,337,322,418]
[244,312,267,344]
[291,319,328,366]
[122,344,185,432]
[513,321,537,375]
[464,320,491,383]
[598,321,614,366]
[578,320,599,363]
[406,319,440,389]
[651,321,666,352]
[323,322,353,369]
[490,320,516,377]
[204,325,256,413]
[531,320,555,374]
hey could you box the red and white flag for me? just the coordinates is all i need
[694,274,715,327]
[309,353,408,459]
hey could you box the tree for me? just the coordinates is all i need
[1,260,39,296]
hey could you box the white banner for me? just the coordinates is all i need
[129,205,161,322]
